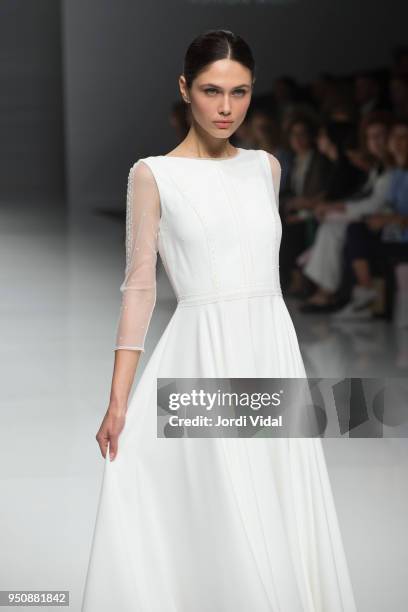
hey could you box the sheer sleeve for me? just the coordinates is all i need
[114,160,161,352]
[265,151,282,206]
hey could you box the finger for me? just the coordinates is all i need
[96,432,109,459]
[109,436,119,461]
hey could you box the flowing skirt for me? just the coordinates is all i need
[81,295,357,611]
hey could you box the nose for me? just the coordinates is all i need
[219,95,232,115]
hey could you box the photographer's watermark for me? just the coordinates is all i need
[157,378,408,438]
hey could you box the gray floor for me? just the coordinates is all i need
[1,201,407,611]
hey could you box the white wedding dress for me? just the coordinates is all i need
[81,148,357,611]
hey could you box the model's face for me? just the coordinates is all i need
[365,124,388,158]
[181,59,253,138]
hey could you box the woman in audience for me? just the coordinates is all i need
[283,118,366,294]
[389,73,408,119]
[293,119,367,209]
[299,113,393,312]
[279,115,332,292]
[246,103,292,192]
[332,118,408,320]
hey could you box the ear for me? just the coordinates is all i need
[179,74,190,103]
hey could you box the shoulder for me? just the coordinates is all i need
[261,149,281,170]
[126,158,162,191]
[129,156,161,177]
[261,150,282,175]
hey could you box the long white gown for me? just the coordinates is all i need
[81,147,357,611]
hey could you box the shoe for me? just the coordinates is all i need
[330,285,377,320]
[330,301,374,320]
[351,285,378,309]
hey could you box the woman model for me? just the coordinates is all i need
[81,30,357,612]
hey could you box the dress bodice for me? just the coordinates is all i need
[114,148,283,351]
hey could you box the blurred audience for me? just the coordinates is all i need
[298,113,393,311]
[244,49,408,322]
[168,46,408,324]
[333,118,408,320]
[278,114,331,291]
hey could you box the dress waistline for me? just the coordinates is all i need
[176,283,283,307]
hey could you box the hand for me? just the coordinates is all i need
[365,214,389,231]
[314,203,330,221]
[286,213,304,224]
[292,196,313,210]
[345,149,371,172]
[283,197,298,214]
[96,404,127,461]
[284,196,310,213]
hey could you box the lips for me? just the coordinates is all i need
[214,121,233,128]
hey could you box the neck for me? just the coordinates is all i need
[296,149,311,158]
[181,126,234,158]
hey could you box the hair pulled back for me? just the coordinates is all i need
[183,29,256,90]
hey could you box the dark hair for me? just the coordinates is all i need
[363,110,394,130]
[287,113,319,142]
[358,111,393,164]
[390,116,408,131]
[321,119,358,153]
[389,117,408,169]
[183,29,255,90]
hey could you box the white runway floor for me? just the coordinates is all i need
[1,201,407,611]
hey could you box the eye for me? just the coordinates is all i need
[203,88,247,96]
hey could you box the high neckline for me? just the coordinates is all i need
[162,148,244,161]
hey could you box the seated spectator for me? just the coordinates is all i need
[246,102,292,192]
[279,115,331,291]
[282,118,367,293]
[354,70,391,117]
[332,118,408,320]
[390,73,408,119]
[291,119,368,210]
[298,113,393,311]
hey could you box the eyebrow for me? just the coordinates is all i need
[200,83,251,89]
